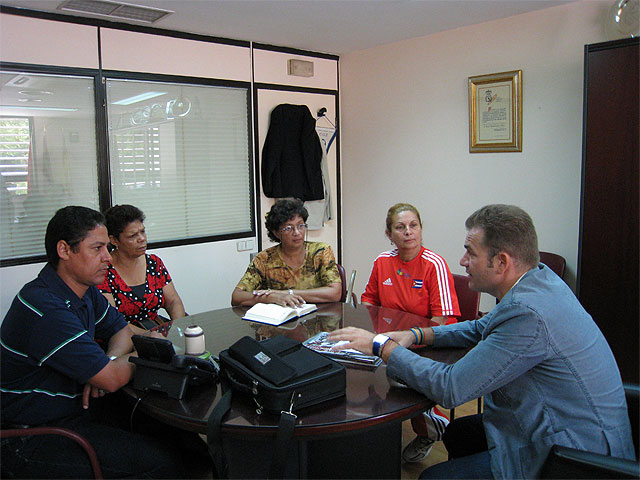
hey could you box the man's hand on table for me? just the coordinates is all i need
[328,327,377,355]
[329,327,418,353]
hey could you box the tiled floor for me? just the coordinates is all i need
[401,400,480,479]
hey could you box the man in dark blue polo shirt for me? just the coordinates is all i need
[1,206,185,478]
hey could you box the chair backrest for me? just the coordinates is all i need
[540,383,640,479]
[452,274,480,322]
[345,269,357,305]
[624,383,639,459]
[0,426,103,478]
[539,251,566,280]
[336,264,347,303]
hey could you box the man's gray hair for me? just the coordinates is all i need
[465,204,539,267]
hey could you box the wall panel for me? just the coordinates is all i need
[0,14,98,68]
[100,28,251,81]
[253,48,338,90]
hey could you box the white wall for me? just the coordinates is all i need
[253,49,338,90]
[147,239,256,315]
[340,1,610,311]
[100,28,251,81]
[0,14,99,68]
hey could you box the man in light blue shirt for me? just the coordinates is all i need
[330,204,635,479]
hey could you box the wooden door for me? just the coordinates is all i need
[578,38,639,383]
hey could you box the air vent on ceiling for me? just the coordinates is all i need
[58,0,173,24]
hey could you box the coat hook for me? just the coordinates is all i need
[317,107,327,118]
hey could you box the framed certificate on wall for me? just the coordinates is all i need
[468,70,522,153]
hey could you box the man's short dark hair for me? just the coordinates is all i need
[465,204,539,268]
[45,206,105,268]
[265,198,308,242]
[104,204,146,240]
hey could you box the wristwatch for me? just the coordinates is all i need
[288,289,294,296]
[372,334,391,357]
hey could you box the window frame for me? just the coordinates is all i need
[0,62,255,267]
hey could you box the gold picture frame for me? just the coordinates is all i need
[469,70,522,153]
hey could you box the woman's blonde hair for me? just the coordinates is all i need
[385,203,422,233]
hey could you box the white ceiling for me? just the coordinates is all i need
[1,0,576,55]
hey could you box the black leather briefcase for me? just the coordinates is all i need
[208,335,346,478]
[218,334,346,414]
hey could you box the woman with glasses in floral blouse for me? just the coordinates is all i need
[232,198,342,307]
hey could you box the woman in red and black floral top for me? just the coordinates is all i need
[98,205,186,334]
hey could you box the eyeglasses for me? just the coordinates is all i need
[280,223,308,234]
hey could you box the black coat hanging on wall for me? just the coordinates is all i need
[261,104,324,201]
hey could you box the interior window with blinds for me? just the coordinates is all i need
[0,72,99,262]
[106,79,252,243]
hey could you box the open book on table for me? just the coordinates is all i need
[303,331,382,368]
[242,302,317,326]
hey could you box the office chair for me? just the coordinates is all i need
[540,383,639,479]
[346,269,357,305]
[539,251,566,280]
[336,264,358,305]
[450,274,482,421]
[494,251,567,307]
[453,274,481,323]
[336,264,348,303]
[0,426,104,479]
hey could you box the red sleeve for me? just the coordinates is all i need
[361,259,381,306]
[422,252,460,318]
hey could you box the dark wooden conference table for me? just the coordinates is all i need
[124,302,466,478]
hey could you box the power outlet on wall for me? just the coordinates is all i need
[236,239,254,252]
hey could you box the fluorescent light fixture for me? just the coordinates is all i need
[1,106,79,112]
[113,91,167,105]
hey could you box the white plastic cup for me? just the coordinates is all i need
[184,325,206,356]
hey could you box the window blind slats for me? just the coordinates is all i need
[107,79,251,244]
[1,72,252,264]
[0,72,99,261]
